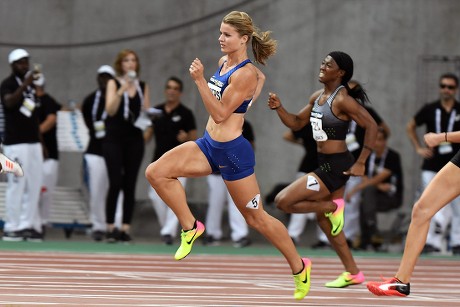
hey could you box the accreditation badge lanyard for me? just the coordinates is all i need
[15,76,36,118]
[436,108,456,155]
[92,90,108,139]
[346,121,360,151]
[367,148,388,177]
[122,80,144,121]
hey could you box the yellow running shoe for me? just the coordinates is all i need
[325,271,365,288]
[174,220,205,260]
[293,258,312,300]
[325,198,344,236]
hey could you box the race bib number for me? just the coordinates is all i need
[246,194,260,210]
[208,82,222,101]
[310,112,328,141]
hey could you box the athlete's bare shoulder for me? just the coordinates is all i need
[308,89,323,105]
[218,55,228,67]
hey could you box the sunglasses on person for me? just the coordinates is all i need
[439,83,457,90]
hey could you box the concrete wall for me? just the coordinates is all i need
[1,0,460,211]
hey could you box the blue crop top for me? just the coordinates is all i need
[310,85,350,141]
[207,59,252,113]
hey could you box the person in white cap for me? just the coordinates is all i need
[81,65,115,241]
[0,48,44,241]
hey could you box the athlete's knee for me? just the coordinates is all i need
[244,211,268,232]
[145,161,166,187]
[240,195,265,230]
[243,213,258,229]
[411,199,432,225]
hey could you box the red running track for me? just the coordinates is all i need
[0,251,459,306]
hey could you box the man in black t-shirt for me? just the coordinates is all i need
[407,72,460,254]
[145,76,197,244]
[0,48,44,242]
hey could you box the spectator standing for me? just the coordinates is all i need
[145,76,197,245]
[0,48,44,241]
[81,65,115,241]
[104,49,150,243]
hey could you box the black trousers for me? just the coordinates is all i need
[103,135,144,225]
[360,186,401,246]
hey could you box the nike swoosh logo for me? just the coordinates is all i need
[344,278,353,283]
[218,165,227,168]
[302,273,308,284]
[308,182,318,187]
[186,230,197,244]
[378,283,407,291]
[332,219,343,234]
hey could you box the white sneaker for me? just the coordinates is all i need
[0,153,24,177]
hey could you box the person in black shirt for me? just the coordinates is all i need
[0,48,44,241]
[81,65,115,241]
[407,72,460,254]
[104,49,151,243]
[36,80,62,230]
[145,76,197,245]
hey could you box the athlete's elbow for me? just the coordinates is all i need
[211,113,227,124]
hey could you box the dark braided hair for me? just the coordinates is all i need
[328,51,369,105]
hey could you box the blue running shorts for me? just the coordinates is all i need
[195,130,255,181]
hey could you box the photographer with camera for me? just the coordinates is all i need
[0,48,44,241]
